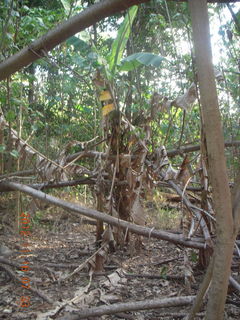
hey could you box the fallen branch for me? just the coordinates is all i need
[0,177,97,192]
[0,176,203,193]
[0,257,56,280]
[57,296,195,319]
[58,243,109,282]
[67,141,240,163]
[0,263,53,304]
[124,272,185,281]
[229,276,240,292]
[0,181,205,249]
[0,169,35,179]
[146,312,205,319]
[167,140,240,157]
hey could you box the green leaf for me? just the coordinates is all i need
[0,145,6,153]
[119,59,142,72]
[72,55,86,66]
[88,52,98,60]
[107,5,138,75]
[190,251,198,263]
[5,110,16,122]
[11,98,22,105]
[36,17,46,28]
[60,0,70,12]
[66,36,90,53]
[120,52,166,71]
[10,150,19,158]
[11,10,20,17]
[159,266,168,278]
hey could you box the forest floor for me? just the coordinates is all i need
[0,194,240,320]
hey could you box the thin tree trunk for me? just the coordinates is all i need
[188,1,236,319]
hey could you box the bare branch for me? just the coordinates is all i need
[57,296,195,320]
[0,181,205,249]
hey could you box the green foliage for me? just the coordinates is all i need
[0,145,6,153]
[159,266,168,278]
[0,1,239,179]
[66,36,91,53]
[190,250,198,263]
[120,52,166,71]
[0,142,19,159]
[5,110,16,122]
[107,5,138,76]
[60,0,71,12]
[10,150,19,158]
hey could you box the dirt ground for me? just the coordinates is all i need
[0,201,240,320]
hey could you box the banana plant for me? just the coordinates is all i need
[66,5,166,78]
[107,5,138,77]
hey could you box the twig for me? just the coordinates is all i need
[58,243,108,282]
[0,263,53,304]
[178,110,186,148]
[229,276,240,292]
[124,272,185,281]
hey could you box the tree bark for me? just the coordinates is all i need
[188,1,236,319]
[0,0,150,81]
[58,296,195,320]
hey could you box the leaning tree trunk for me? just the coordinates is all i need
[0,0,150,81]
[189,1,236,319]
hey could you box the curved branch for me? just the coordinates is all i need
[0,181,205,249]
[0,0,149,80]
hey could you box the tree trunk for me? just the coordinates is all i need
[188,1,235,319]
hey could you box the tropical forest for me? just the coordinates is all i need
[0,0,240,319]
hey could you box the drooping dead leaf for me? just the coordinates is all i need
[176,155,191,186]
[102,226,115,244]
[0,115,90,181]
[150,92,162,118]
[101,268,125,290]
[120,154,131,168]
[164,164,178,181]
[152,146,169,171]
[214,68,224,82]
[173,83,197,111]
[131,195,146,226]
